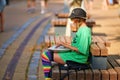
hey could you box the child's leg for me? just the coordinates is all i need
[41,50,53,79]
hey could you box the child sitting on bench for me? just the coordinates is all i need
[41,8,92,80]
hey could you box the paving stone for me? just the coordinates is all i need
[1,42,10,49]
[0,49,5,58]
[28,75,37,80]
[29,62,38,68]
[13,72,26,80]
[33,51,40,57]
[28,67,38,75]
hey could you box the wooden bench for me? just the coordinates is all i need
[42,35,120,80]
[55,13,69,18]
[52,58,120,80]
[44,35,111,69]
[51,19,67,26]
[38,12,120,80]
[51,19,96,27]
[51,18,96,33]
[54,13,96,27]
[44,35,110,56]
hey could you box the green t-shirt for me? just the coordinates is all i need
[59,26,92,64]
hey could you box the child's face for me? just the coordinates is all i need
[71,18,82,26]
[71,18,79,23]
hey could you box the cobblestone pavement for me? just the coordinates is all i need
[0,0,64,80]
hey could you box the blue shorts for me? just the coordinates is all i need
[0,0,6,12]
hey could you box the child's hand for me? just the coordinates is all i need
[55,42,61,48]
[55,41,64,48]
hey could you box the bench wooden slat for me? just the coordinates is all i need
[92,36,111,47]
[59,36,66,43]
[95,36,105,44]
[69,71,78,80]
[56,13,69,18]
[100,36,111,47]
[90,43,100,56]
[93,70,101,80]
[54,36,61,45]
[116,59,120,66]
[85,69,93,80]
[113,55,120,66]
[92,36,98,43]
[107,56,120,67]
[77,70,85,80]
[114,67,120,80]
[59,19,62,25]
[50,35,55,46]
[97,43,108,56]
[114,55,120,66]
[107,61,113,69]
[108,69,117,80]
[100,70,109,80]
[51,19,59,26]
[111,55,120,67]
[51,19,67,26]
[52,70,60,80]
[92,36,110,48]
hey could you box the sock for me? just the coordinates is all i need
[41,50,53,78]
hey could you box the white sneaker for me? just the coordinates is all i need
[41,10,45,14]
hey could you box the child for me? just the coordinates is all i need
[41,8,92,80]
